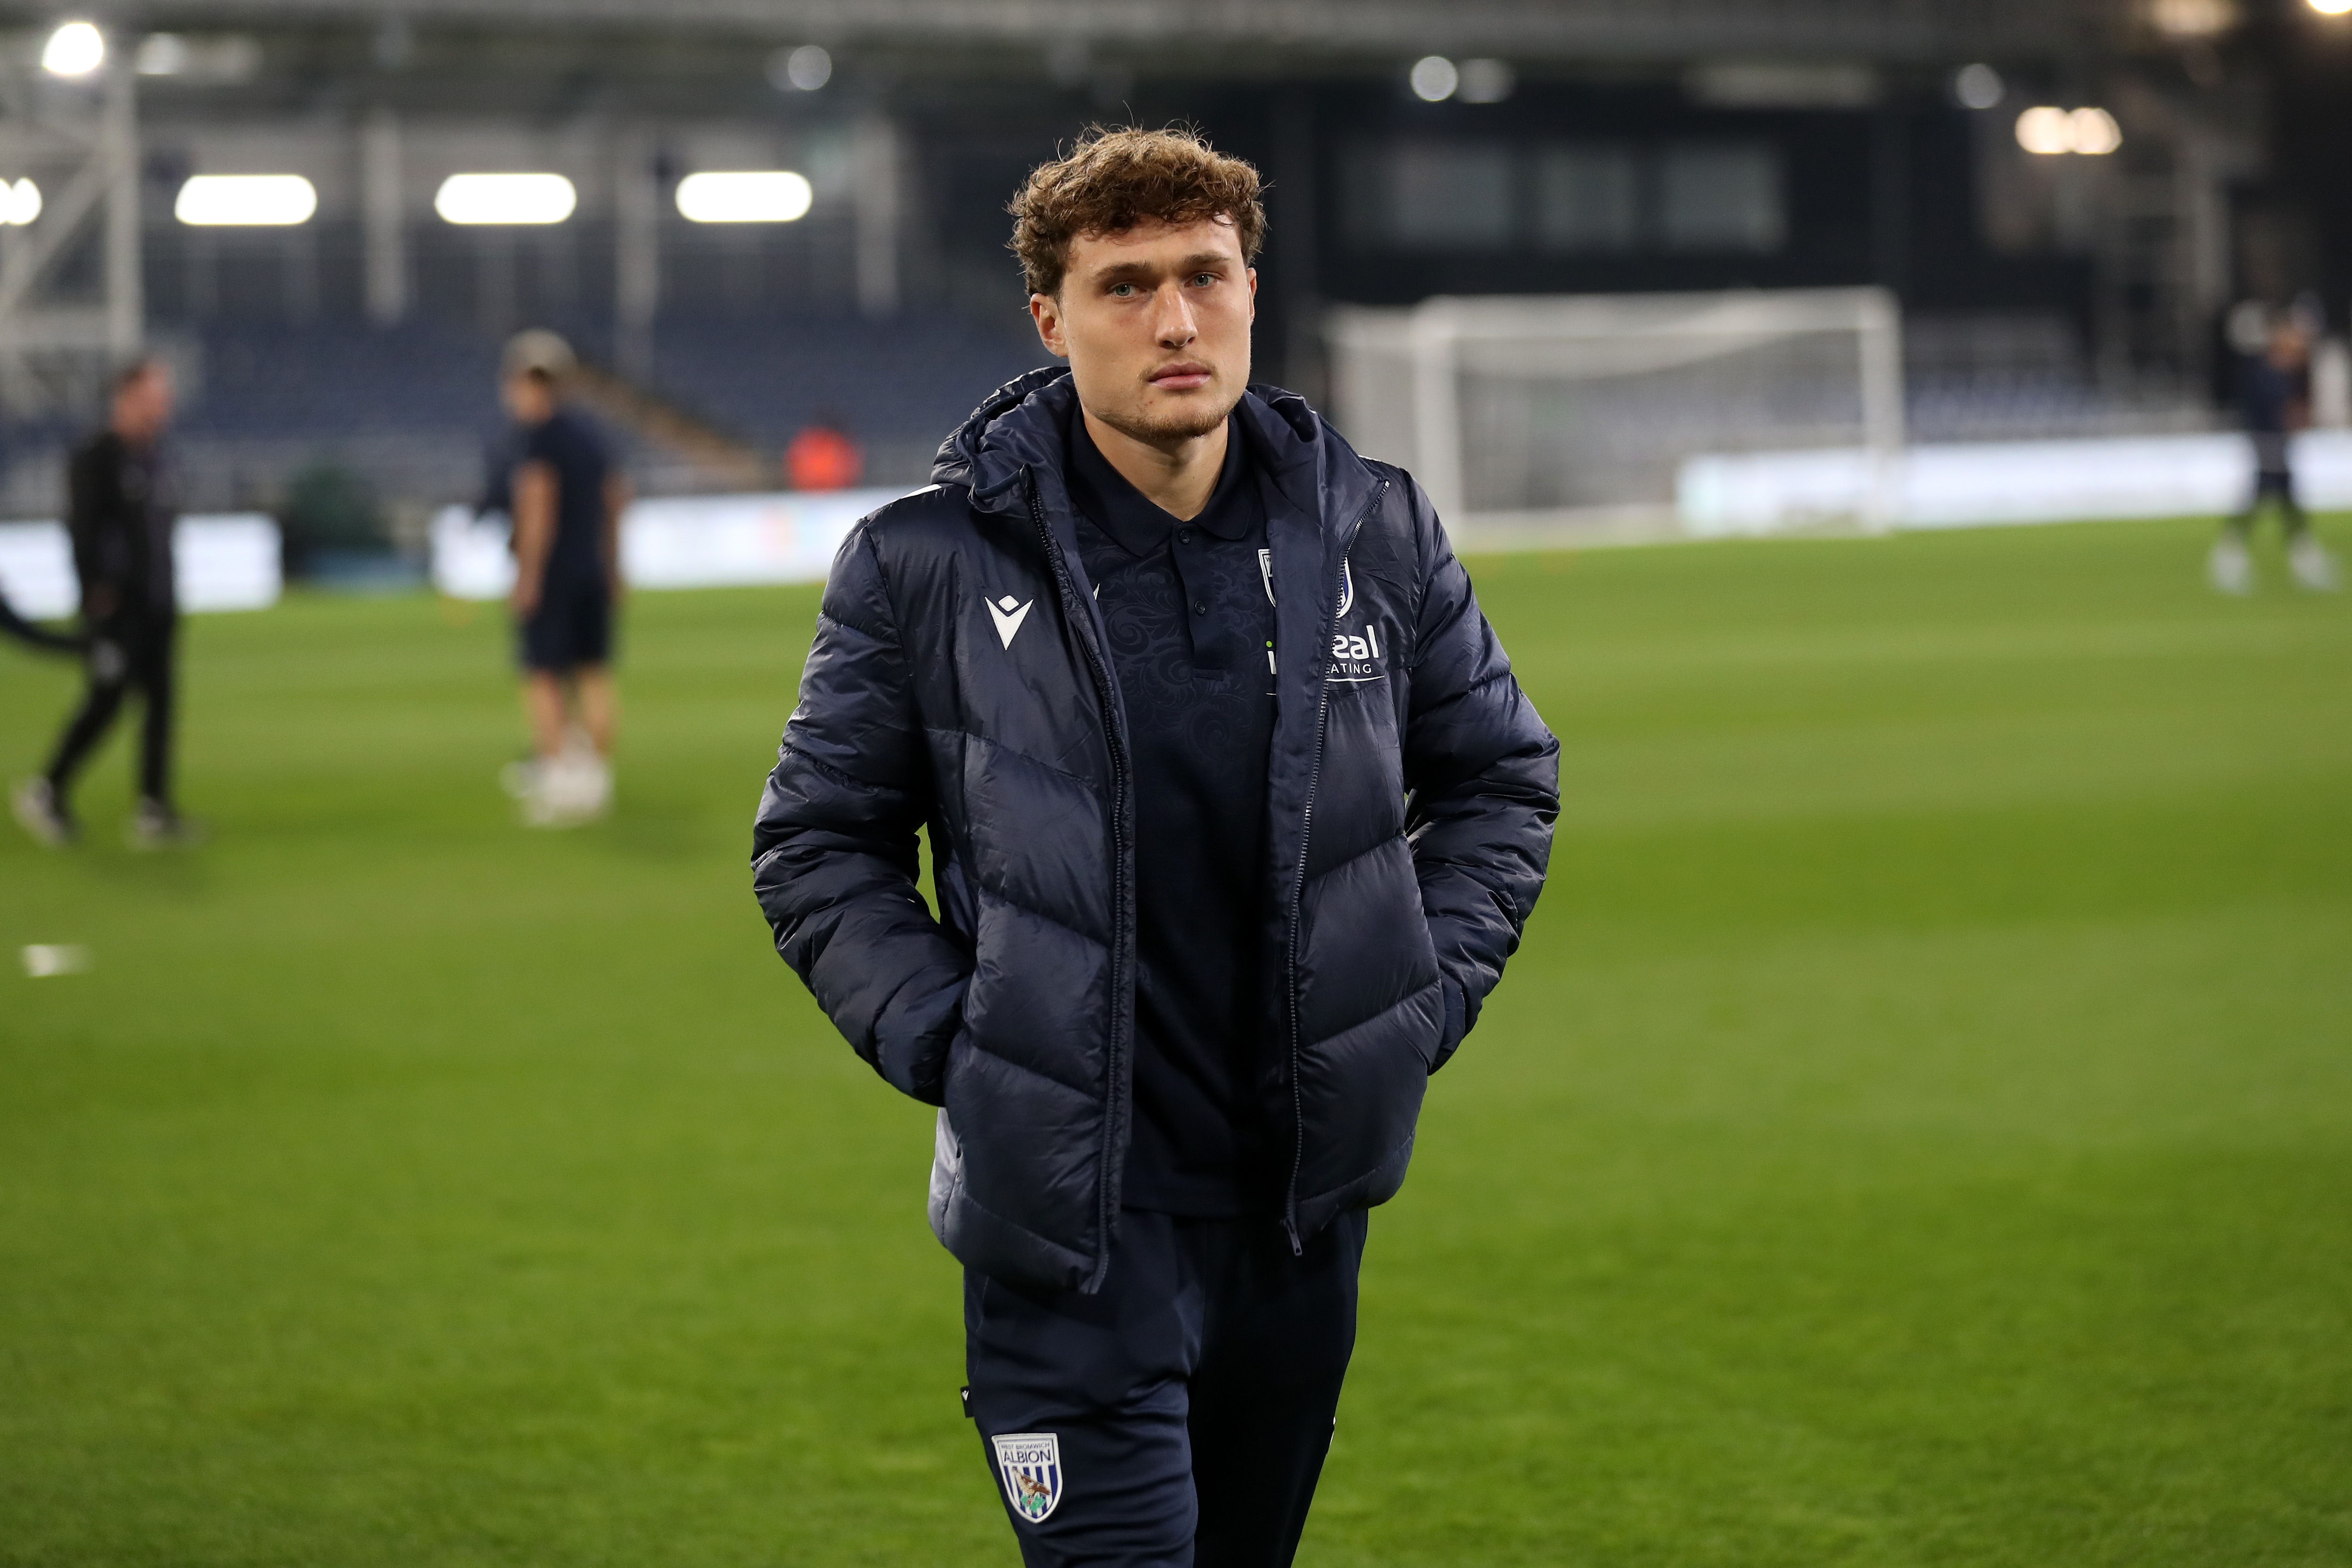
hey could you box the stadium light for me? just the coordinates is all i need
[41,20,104,77]
[2015,105,2122,156]
[1409,55,1458,102]
[2310,0,2351,15]
[2014,107,2072,154]
[1953,63,2004,110]
[677,170,813,223]
[174,174,317,226]
[2068,107,2122,154]
[433,173,577,225]
[769,44,831,91]
[0,179,41,226]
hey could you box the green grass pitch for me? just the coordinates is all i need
[2,516,2348,1565]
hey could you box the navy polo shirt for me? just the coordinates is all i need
[519,407,615,587]
[1065,411,1280,1217]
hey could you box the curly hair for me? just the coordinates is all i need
[1008,125,1266,298]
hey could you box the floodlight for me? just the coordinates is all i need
[1409,55,1458,102]
[0,179,40,226]
[677,170,813,223]
[1953,63,2004,110]
[2068,107,2122,154]
[174,174,317,226]
[433,173,577,225]
[41,20,104,77]
[2310,0,2351,15]
[773,44,831,91]
[2014,106,2074,155]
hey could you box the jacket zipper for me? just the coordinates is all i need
[1282,477,1389,1255]
[1028,475,1132,1295]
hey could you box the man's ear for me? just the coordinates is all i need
[1246,267,1257,324]
[1030,291,1070,360]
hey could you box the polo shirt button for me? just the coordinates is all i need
[1179,529,1195,544]
[1192,601,1207,615]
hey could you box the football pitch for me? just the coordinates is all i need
[3,515,2348,1566]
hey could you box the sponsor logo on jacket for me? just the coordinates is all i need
[1329,620,1384,683]
[1328,559,1386,683]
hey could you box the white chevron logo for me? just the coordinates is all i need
[986,593,1033,649]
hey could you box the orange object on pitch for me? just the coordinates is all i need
[785,424,863,491]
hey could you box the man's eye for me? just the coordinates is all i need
[1190,273,1217,287]
[1109,283,1137,297]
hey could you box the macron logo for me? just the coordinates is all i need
[987,593,1034,649]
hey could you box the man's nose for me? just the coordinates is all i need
[1152,282,1198,347]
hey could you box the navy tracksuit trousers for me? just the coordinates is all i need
[965,1208,1368,1568]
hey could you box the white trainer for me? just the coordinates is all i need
[11,777,74,847]
[2208,536,2254,595]
[126,798,206,850]
[2289,535,2340,592]
[521,747,611,827]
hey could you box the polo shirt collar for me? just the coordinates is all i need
[1066,410,1251,558]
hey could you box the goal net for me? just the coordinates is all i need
[1324,288,1904,536]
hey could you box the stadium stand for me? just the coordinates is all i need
[0,308,1044,518]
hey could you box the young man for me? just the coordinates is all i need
[496,333,628,825]
[13,359,196,849]
[2212,314,2337,594]
[752,128,1558,1567]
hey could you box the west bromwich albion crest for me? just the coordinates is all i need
[991,1432,1063,1523]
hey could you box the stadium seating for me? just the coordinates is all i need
[0,309,1043,518]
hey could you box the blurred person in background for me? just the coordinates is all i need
[495,331,629,826]
[784,415,863,491]
[2211,311,2336,594]
[752,127,1557,1568]
[12,359,199,849]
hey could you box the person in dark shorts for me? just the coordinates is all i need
[12,359,198,849]
[2211,313,2337,594]
[496,331,629,825]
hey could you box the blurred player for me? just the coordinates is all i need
[12,359,198,849]
[495,331,629,826]
[2211,312,2337,594]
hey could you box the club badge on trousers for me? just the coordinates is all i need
[992,1431,1064,1523]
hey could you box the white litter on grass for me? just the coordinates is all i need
[21,943,92,977]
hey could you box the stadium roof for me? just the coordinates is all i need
[40,0,2137,67]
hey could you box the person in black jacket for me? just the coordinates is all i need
[11,359,198,849]
[752,128,1557,1568]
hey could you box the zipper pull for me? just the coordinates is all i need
[1283,1217,1303,1257]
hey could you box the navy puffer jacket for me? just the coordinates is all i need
[753,369,1557,1295]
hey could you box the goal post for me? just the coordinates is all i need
[1325,287,1905,538]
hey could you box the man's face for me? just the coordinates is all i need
[114,367,173,442]
[2269,325,2309,370]
[1030,215,1256,448]
[502,372,554,424]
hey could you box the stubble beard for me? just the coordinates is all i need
[1094,377,1241,448]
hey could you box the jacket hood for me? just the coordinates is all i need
[930,364,1381,528]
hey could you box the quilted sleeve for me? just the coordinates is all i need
[1397,474,1561,1069]
[752,521,970,1105]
